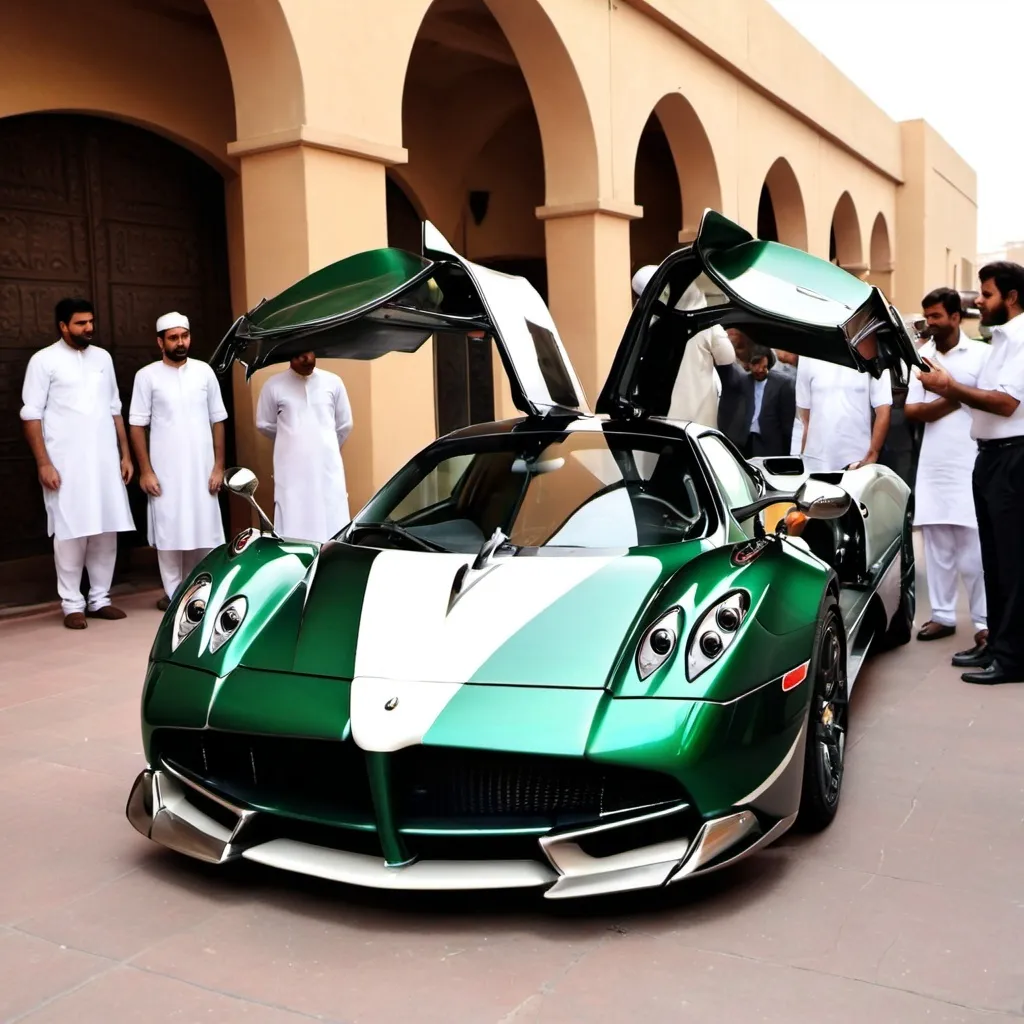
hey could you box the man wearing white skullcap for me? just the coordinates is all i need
[631,266,738,427]
[129,312,229,609]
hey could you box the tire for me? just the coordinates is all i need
[796,597,848,832]
[882,497,915,649]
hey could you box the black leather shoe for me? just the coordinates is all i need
[961,660,1024,685]
[952,644,993,668]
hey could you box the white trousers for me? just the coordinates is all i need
[157,548,211,601]
[54,533,118,616]
[922,524,987,630]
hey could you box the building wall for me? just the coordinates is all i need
[0,0,978,560]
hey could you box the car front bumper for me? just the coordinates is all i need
[127,762,795,899]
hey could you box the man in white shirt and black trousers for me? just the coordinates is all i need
[920,262,1024,684]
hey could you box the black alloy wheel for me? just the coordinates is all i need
[797,600,848,831]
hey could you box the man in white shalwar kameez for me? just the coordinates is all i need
[256,352,353,542]
[20,298,136,629]
[129,312,228,609]
[796,357,892,472]
[904,288,989,646]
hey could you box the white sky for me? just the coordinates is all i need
[765,0,1023,255]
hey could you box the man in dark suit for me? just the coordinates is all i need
[718,344,797,457]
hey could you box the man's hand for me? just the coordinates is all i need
[121,454,134,485]
[726,328,752,364]
[918,357,954,397]
[847,450,880,471]
[209,466,224,495]
[139,470,161,496]
[38,464,61,491]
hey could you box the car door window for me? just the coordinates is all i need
[698,434,760,536]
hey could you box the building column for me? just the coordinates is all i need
[227,131,437,519]
[537,200,640,407]
[868,261,894,298]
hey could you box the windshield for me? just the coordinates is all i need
[347,430,712,554]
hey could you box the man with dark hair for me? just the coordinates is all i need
[718,342,796,457]
[20,299,135,628]
[797,354,892,472]
[130,312,228,611]
[905,287,989,647]
[920,262,1024,683]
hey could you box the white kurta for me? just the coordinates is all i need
[129,359,228,550]
[906,332,989,527]
[19,340,134,540]
[796,357,893,472]
[255,367,353,542]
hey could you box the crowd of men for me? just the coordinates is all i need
[629,259,1024,686]
[21,261,1024,685]
[20,299,352,628]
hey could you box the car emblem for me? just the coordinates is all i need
[384,697,399,711]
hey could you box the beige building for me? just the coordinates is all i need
[0,0,977,595]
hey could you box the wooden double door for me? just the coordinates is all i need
[0,114,232,574]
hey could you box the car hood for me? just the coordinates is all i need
[237,540,705,689]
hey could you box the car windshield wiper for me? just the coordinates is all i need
[348,520,449,553]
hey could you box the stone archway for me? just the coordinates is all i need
[0,113,233,594]
[630,112,682,273]
[646,93,721,243]
[401,0,556,433]
[829,191,866,277]
[869,212,894,297]
[757,158,808,250]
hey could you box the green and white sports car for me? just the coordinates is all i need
[126,211,921,898]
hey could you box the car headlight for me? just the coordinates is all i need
[208,596,247,654]
[171,575,212,651]
[687,591,749,680]
[636,607,682,680]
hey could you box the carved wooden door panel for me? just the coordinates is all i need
[0,114,231,566]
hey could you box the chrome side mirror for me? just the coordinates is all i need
[794,480,851,520]
[225,466,258,498]
[223,466,278,537]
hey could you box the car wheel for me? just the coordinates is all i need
[882,498,915,649]
[797,598,848,832]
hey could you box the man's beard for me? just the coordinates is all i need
[982,302,1009,327]
[167,347,188,363]
[69,334,92,349]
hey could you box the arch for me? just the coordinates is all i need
[0,112,233,578]
[203,0,303,142]
[383,0,600,208]
[1,0,236,176]
[630,112,681,271]
[758,158,808,250]
[830,191,865,274]
[640,93,722,241]
[868,212,893,296]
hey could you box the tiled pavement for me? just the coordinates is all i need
[1,548,1022,1023]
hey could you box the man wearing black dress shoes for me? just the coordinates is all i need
[919,261,1024,684]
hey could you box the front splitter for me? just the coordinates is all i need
[126,764,794,898]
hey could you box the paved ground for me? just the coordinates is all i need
[1,548,1023,1023]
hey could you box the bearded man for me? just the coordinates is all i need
[920,263,1024,684]
[129,312,228,610]
[20,298,135,628]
